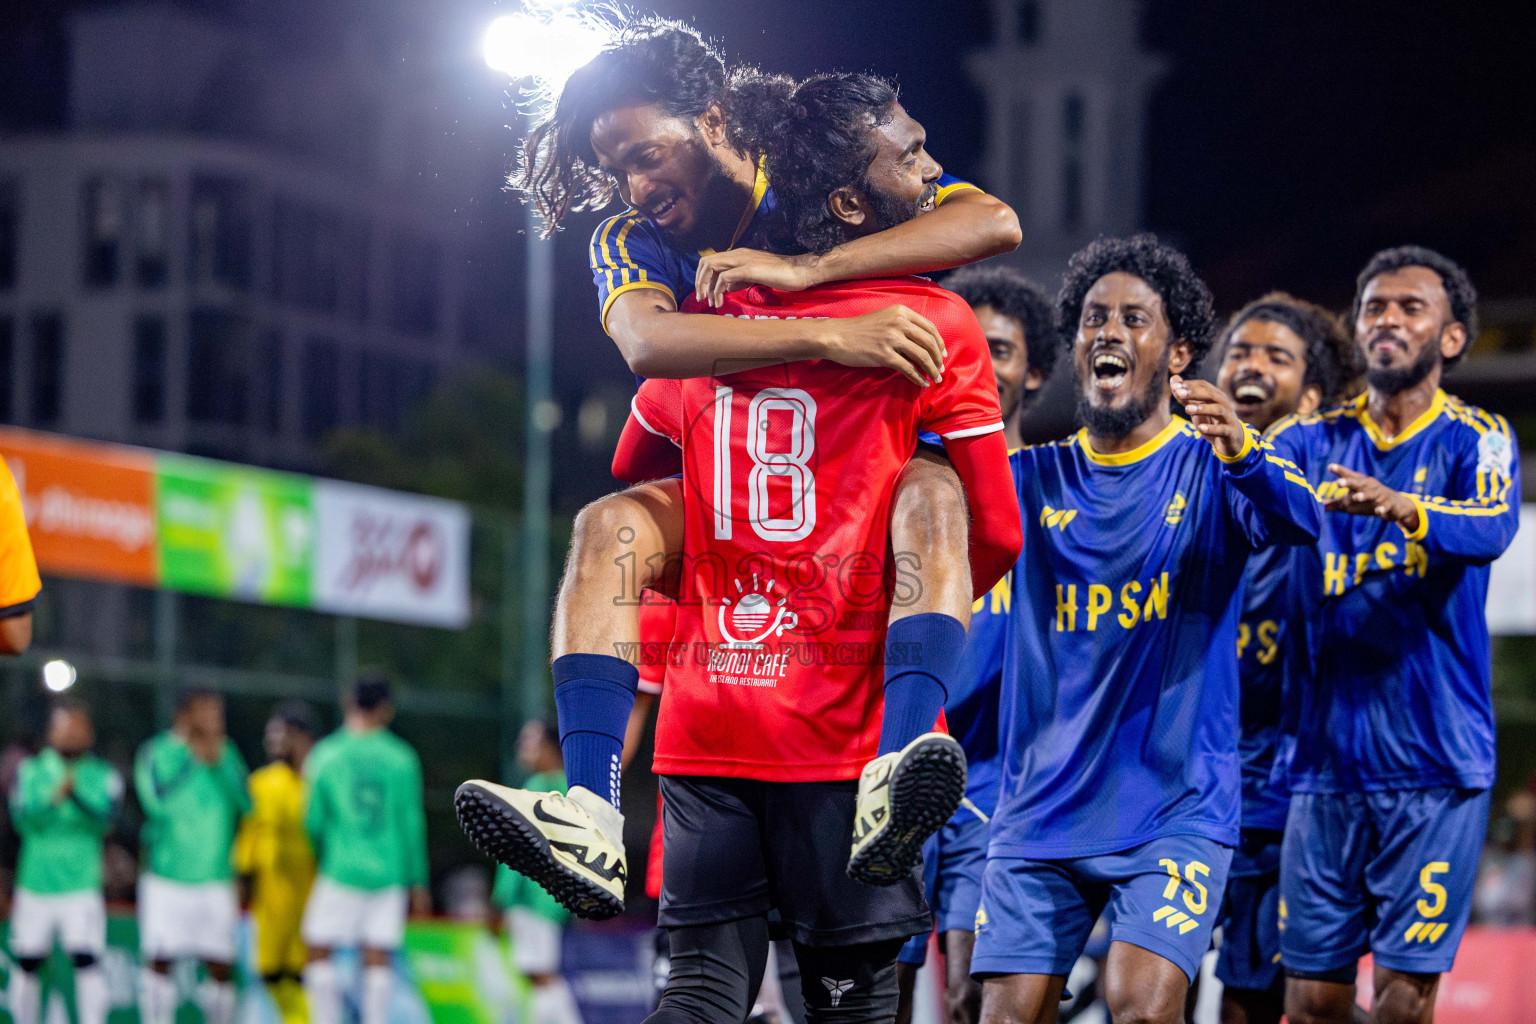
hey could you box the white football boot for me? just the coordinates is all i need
[455,780,626,919]
[847,732,967,886]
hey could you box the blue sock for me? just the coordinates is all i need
[552,654,639,811]
[878,613,966,755]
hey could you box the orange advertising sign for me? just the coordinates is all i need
[0,426,157,587]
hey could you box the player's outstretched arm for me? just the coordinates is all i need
[1325,418,1520,564]
[942,431,1024,595]
[1175,376,1321,547]
[607,289,945,386]
[694,190,1021,304]
[612,384,683,484]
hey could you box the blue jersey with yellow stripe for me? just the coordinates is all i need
[1233,542,1301,832]
[950,573,1009,816]
[990,419,1321,860]
[1267,390,1520,794]
[589,171,981,335]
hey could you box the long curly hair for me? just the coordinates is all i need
[1055,233,1217,365]
[1219,292,1364,406]
[514,19,731,236]
[1351,245,1478,367]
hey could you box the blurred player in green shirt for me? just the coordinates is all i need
[491,720,581,1024]
[301,675,429,1024]
[134,688,250,1024]
[7,698,122,1024]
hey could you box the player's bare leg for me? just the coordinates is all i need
[1286,969,1431,1024]
[456,481,684,920]
[978,973,1067,1024]
[850,450,972,886]
[1102,941,1189,1024]
[942,930,983,1024]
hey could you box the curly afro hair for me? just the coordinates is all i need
[1055,233,1217,368]
[729,72,901,256]
[941,264,1059,380]
[1351,245,1478,368]
[1219,292,1364,408]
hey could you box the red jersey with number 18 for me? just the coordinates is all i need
[627,278,1007,783]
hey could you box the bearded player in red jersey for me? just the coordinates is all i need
[596,73,1022,1024]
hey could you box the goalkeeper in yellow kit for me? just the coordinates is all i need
[235,701,319,1024]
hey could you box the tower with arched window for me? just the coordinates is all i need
[968,0,1167,287]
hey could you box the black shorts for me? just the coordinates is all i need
[658,774,930,947]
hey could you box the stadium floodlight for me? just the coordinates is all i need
[482,8,610,87]
[42,658,77,692]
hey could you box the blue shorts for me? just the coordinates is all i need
[971,834,1233,983]
[897,806,989,965]
[1279,787,1489,976]
[1215,828,1283,993]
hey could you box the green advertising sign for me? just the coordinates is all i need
[155,455,315,607]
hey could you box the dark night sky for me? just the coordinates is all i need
[6,0,1535,309]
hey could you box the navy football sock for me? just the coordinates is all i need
[553,653,639,810]
[878,613,966,755]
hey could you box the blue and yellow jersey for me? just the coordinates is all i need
[990,419,1320,860]
[1233,542,1304,832]
[589,169,981,335]
[1267,389,1520,794]
[949,572,1009,816]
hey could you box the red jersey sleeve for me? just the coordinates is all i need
[916,292,1006,441]
[612,383,684,483]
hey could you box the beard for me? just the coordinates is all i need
[1365,331,1442,395]
[1075,346,1170,440]
[863,179,934,232]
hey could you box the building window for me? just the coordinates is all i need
[29,312,63,425]
[186,310,252,425]
[132,316,166,424]
[301,338,340,440]
[1018,0,1041,44]
[0,180,18,291]
[1008,100,1031,223]
[261,330,284,433]
[272,199,369,320]
[82,178,124,287]
[359,351,435,433]
[135,179,171,288]
[189,175,252,291]
[389,232,440,337]
[0,318,12,421]
[1061,92,1086,230]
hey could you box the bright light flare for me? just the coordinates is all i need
[483,8,611,88]
[43,659,77,692]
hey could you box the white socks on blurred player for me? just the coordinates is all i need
[138,968,176,1024]
[361,965,392,1024]
[529,980,583,1024]
[7,967,40,1024]
[197,978,235,1024]
[303,960,341,1024]
[75,967,108,1024]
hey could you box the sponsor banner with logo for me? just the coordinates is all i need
[156,455,315,608]
[0,427,157,587]
[0,427,469,629]
[313,481,471,629]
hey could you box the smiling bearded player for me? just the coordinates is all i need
[972,235,1322,1024]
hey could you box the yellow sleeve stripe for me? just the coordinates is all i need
[614,216,647,287]
[600,281,677,336]
[1267,457,1320,498]
[1400,495,1431,541]
[935,181,983,206]
[1214,427,1258,464]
